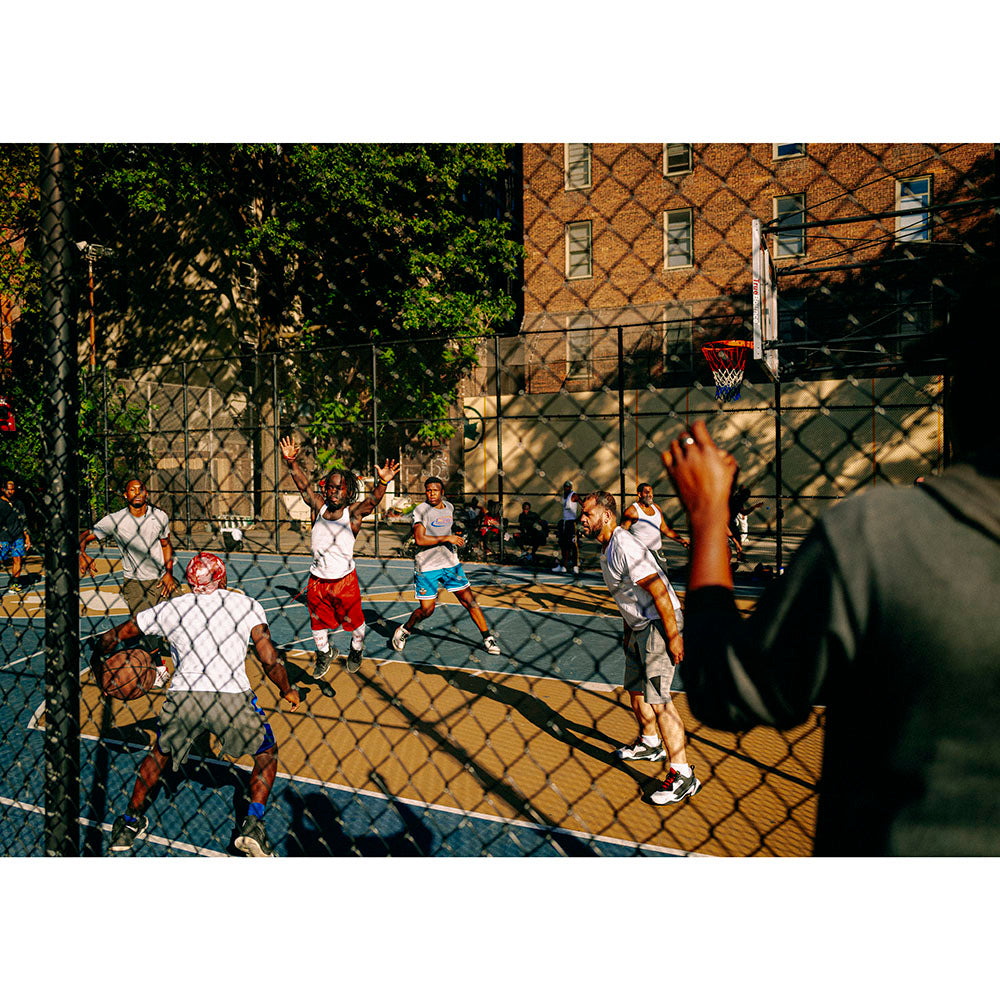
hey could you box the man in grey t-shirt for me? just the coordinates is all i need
[81,476,178,669]
[391,476,500,656]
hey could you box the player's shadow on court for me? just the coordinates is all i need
[282,787,437,856]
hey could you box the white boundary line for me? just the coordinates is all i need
[0,794,228,856]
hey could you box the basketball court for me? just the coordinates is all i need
[5,549,823,857]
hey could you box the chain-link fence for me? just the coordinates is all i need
[0,142,992,856]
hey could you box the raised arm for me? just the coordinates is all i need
[279,436,325,514]
[350,459,400,531]
[251,623,300,710]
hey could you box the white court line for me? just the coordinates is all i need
[0,794,228,856]
[1,650,46,670]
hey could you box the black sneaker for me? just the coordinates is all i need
[312,647,333,679]
[109,813,149,853]
[346,646,363,673]
[651,766,701,805]
[234,815,276,857]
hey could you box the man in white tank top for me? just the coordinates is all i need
[280,436,399,678]
[620,483,689,565]
[554,481,581,575]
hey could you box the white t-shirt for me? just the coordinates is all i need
[136,589,267,694]
[92,506,170,580]
[310,504,356,579]
[600,526,681,630]
[627,503,664,552]
[561,494,579,521]
[412,500,460,573]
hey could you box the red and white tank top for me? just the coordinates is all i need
[310,505,356,580]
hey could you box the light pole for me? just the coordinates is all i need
[75,241,114,369]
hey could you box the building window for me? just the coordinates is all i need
[567,316,592,379]
[663,143,692,175]
[565,221,593,279]
[773,194,806,258]
[664,209,693,268]
[565,143,592,190]
[663,315,694,371]
[773,143,806,159]
[896,176,932,243]
[778,293,808,341]
[897,287,932,338]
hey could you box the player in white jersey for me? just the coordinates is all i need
[91,552,300,856]
[580,490,700,806]
[280,435,399,678]
[554,480,581,574]
[391,476,500,656]
[620,482,689,565]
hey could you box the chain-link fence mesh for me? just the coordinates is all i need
[0,142,993,856]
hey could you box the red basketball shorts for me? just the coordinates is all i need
[306,571,364,631]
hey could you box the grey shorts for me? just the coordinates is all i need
[123,577,166,618]
[157,689,274,767]
[623,618,681,705]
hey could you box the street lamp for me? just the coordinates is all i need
[75,241,114,369]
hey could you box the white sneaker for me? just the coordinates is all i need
[573,565,580,575]
[483,635,500,655]
[391,626,409,651]
[153,665,170,689]
[650,767,701,805]
[552,565,566,574]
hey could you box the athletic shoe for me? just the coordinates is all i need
[153,665,171,688]
[109,813,148,853]
[312,647,333,679]
[8,582,24,596]
[346,645,363,673]
[391,626,409,652]
[552,565,566,574]
[616,740,667,762]
[234,815,276,858]
[483,635,500,655]
[651,767,701,805]
[573,565,580,575]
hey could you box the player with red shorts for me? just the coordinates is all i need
[280,435,399,677]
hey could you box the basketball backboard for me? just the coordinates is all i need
[751,218,779,381]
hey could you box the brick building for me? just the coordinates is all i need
[518,143,995,391]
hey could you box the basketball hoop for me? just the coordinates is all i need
[701,340,752,402]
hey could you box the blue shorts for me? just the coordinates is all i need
[414,564,470,600]
[0,538,25,560]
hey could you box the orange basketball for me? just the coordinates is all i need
[102,648,156,700]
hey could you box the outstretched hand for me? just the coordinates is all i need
[279,436,300,462]
[375,459,400,484]
[661,421,738,526]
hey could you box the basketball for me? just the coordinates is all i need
[102,648,156,700]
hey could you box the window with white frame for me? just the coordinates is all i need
[565,143,592,190]
[567,315,593,379]
[565,221,593,279]
[773,143,806,159]
[773,194,806,258]
[664,209,693,268]
[663,314,694,370]
[664,144,692,175]
[896,176,932,242]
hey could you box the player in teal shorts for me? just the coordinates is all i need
[392,477,500,656]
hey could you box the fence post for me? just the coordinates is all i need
[493,334,505,563]
[181,361,192,544]
[41,143,80,857]
[372,343,380,559]
[617,326,626,517]
[272,353,281,554]
[100,366,109,518]
[774,379,783,574]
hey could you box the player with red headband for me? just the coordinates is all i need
[91,551,300,857]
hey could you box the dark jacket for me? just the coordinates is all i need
[683,460,1000,855]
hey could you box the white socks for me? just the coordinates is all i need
[312,629,330,653]
[641,734,661,748]
[350,623,366,650]
[672,762,692,777]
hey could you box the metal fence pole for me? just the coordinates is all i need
[774,379,783,574]
[181,361,192,544]
[100,366,109,518]
[41,142,80,857]
[272,353,281,554]
[493,334,505,563]
[372,344,380,559]
[617,326,626,517]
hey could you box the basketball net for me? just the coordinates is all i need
[701,340,752,402]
